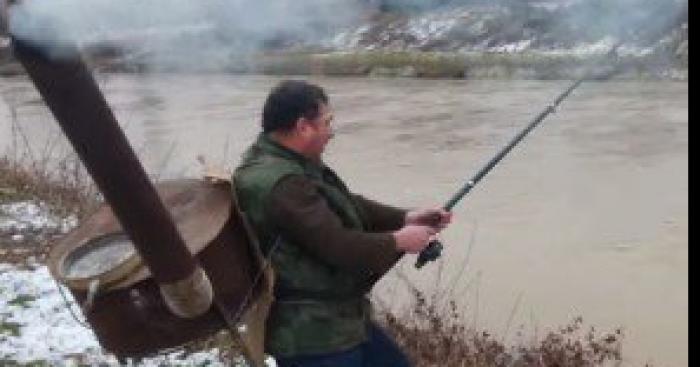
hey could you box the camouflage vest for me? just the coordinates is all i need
[233,134,372,357]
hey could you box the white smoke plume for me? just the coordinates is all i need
[5,0,365,70]
[2,0,687,70]
[554,0,687,43]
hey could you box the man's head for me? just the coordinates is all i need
[263,80,334,161]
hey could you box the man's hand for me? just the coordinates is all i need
[393,225,437,254]
[405,208,452,230]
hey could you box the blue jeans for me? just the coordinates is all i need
[275,323,411,367]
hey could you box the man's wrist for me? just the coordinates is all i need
[404,210,416,225]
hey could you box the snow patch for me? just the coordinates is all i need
[0,263,277,366]
[491,40,533,53]
[406,13,459,45]
[0,201,77,235]
[0,265,104,364]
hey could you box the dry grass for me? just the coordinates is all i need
[241,50,684,81]
[0,155,99,263]
[159,286,629,367]
[0,155,98,217]
[377,288,625,366]
[61,48,688,80]
[0,103,99,263]
[0,98,98,217]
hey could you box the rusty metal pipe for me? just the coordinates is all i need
[8,10,213,318]
[1,1,11,35]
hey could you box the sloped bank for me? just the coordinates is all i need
[0,39,688,80]
[245,49,687,80]
[0,50,688,81]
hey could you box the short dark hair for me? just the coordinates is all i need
[262,80,329,133]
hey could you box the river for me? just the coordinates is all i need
[0,74,688,366]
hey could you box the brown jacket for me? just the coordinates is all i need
[268,175,406,276]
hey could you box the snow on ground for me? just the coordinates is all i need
[0,201,77,238]
[320,3,680,58]
[328,25,369,50]
[0,264,99,363]
[0,263,275,366]
[490,40,533,53]
[404,11,462,47]
[0,199,276,366]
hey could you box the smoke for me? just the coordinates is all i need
[4,0,687,70]
[6,0,365,70]
[556,0,687,44]
[390,0,687,52]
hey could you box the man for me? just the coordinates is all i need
[233,80,451,367]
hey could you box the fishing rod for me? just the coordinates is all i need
[415,0,688,268]
[414,43,628,269]
[415,80,584,268]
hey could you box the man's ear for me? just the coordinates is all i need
[296,117,312,136]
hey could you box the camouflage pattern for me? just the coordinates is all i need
[233,134,373,357]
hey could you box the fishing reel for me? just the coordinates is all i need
[415,239,443,268]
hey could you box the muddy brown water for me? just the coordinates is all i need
[0,75,687,366]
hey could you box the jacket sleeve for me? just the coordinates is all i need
[352,194,407,232]
[265,175,403,276]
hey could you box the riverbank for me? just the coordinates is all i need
[0,48,688,80]
[0,33,689,81]
[246,49,688,80]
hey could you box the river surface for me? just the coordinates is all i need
[0,74,688,366]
